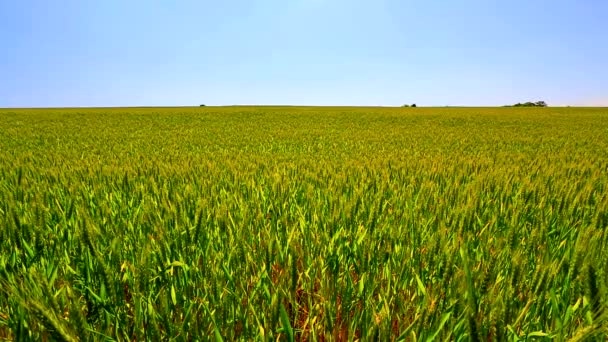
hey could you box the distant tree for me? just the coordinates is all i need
[200,104,206,107]
[509,101,547,107]
[402,104,409,107]
[411,103,417,107]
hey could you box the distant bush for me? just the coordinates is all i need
[402,104,409,107]
[200,104,206,107]
[509,101,547,107]
[411,104,417,107]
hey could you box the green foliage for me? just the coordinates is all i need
[510,101,548,107]
[1,106,607,340]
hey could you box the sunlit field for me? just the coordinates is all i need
[1,106,607,341]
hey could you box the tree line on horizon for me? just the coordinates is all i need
[505,101,548,107]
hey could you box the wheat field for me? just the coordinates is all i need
[1,106,607,341]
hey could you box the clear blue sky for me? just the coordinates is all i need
[1,0,607,107]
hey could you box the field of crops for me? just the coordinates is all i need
[1,106,607,341]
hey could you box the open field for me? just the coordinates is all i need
[1,106,608,341]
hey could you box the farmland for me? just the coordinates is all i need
[1,106,607,340]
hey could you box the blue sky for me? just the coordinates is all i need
[1,0,607,107]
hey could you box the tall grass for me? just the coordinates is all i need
[1,106,607,340]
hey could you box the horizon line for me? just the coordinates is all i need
[2,105,606,110]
